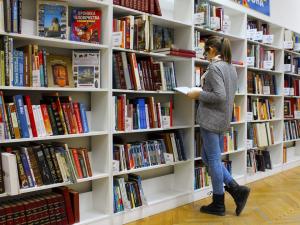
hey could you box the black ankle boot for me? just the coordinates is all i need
[200,194,225,216]
[225,180,250,216]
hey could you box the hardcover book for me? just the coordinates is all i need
[37,1,68,39]
[71,8,101,44]
[46,54,74,88]
[72,50,101,88]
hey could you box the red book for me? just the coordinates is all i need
[52,193,68,225]
[24,95,38,137]
[40,104,53,135]
[53,187,75,225]
[154,0,162,16]
[168,51,195,58]
[82,148,93,177]
[125,17,131,49]
[73,102,83,133]
[71,149,83,179]
[3,204,13,225]
[149,0,155,14]
[69,190,80,223]
[145,0,150,13]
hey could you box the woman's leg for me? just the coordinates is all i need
[218,133,234,185]
[200,128,224,195]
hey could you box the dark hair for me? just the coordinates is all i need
[205,36,232,64]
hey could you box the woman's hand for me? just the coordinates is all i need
[187,87,202,99]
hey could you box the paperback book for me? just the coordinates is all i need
[72,50,101,88]
[37,0,68,39]
[71,8,102,43]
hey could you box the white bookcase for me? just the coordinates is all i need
[0,0,300,224]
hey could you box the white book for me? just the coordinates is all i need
[32,105,42,137]
[36,105,47,137]
[1,153,19,195]
[170,133,179,162]
[145,104,150,129]
[118,178,131,210]
[55,153,68,182]
[174,86,203,95]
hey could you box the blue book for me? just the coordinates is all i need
[14,95,30,138]
[39,58,45,87]
[136,99,146,129]
[79,103,89,133]
[18,51,24,86]
[13,50,19,86]
[20,152,35,187]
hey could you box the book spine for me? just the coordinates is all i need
[61,103,72,134]
[18,0,22,33]
[6,104,16,139]
[42,146,59,183]
[24,96,38,137]
[9,103,21,138]
[11,0,18,33]
[71,149,83,179]
[43,49,48,87]
[40,104,53,136]
[73,103,83,133]
[38,50,45,87]
[20,152,35,187]
[48,146,64,183]
[14,95,30,138]
[3,0,11,32]
[14,151,29,189]
[22,148,37,187]
[27,147,43,186]
[79,103,89,133]
[18,51,24,86]
[13,50,19,86]
[82,149,92,177]
[46,104,59,136]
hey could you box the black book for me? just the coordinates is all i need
[41,145,60,183]
[255,152,266,172]
[175,131,187,160]
[17,0,22,33]
[48,145,63,183]
[33,145,54,185]
[3,0,11,32]
[262,151,272,170]
[46,104,59,135]
[0,154,4,193]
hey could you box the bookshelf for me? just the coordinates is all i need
[0,0,300,224]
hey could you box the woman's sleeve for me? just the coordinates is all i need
[198,67,226,103]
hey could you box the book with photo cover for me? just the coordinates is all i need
[37,0,68,39]
[70,8,101,44]
[46,54,74,88]
[72,50,101,88]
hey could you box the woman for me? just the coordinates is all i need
[188,36,250,216]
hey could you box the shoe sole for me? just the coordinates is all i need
[236,188,250,216]
[200,208,225,216]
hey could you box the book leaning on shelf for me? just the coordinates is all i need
[0,92,90,141]
[113,52,177,91]
[113,173,147,213]
[113,132,186,172]
[1,143,93,190]
[284,120,300,141]
[113,0,162,16]
[0,186,79,224]
[113,95,173,131]
[247,149,272,174]
[247,122,275,148]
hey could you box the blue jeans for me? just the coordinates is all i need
[200,128,233,195]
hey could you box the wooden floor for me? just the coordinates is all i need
[126,167,300,225]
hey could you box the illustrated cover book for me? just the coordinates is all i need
[70,8,101,43]
[37,0,68,39]
[72,51,101,88]
[46,54,74,88]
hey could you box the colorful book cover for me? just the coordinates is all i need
[72,50,101,88]
[71,9,101,43]
[37,1,68,39]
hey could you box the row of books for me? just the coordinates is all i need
[247,71,277,95]
[194,164,210,190]
[113,0,162,16]
[247,122,275,148]
[194,1,230,32]
[284,120,300,141]
[194,30,205,59]
[113,174,147,213]
[113,95,172,131]
[247,150,272,174]
[0,92,89,140]
[0,37,101,88]
[247,97,276,121]
[0,186,79,224]
[284,76,300,96]
[1,143,92,191]
[113,52,177,91]
[247,19,273,43]
[247,44,275,70]
[284,30,300,51]
[4,0,102,44]
[194,126,238,157]
[113,132,186,171]
[284,54,300,74]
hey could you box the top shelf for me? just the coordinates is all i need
[113,5,192,28]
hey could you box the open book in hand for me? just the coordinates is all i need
[173,87,203,95]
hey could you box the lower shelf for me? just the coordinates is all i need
[76,211,109,225]
[147,190,190,206]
